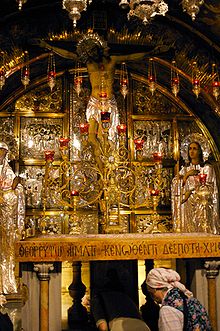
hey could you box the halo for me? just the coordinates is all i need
[76,32,108,63]
[180,133,211,161]
[0,142,9,151]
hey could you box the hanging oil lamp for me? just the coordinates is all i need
[74,62,83,96]
[0,52,6,90]
[211,63,219,100]
[21,51,30,88]
[171,60,180,97]
[148,58,156,95]
[47,53,56,91]
[120,62,129,98]
[192,61,200,98]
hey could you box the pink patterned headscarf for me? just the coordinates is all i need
[146,268,193,298]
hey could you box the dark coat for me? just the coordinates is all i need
[0,312,13,331]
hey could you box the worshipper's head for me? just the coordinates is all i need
[145,267,193,303]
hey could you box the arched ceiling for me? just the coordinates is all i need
[0,0,220,149]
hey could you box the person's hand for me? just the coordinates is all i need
[187,169,200,177]
[31,38,50,49]
[182,169,199,186]
[12,176,20,190]
[181,189,194,204]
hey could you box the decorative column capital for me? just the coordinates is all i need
[34,263,54,281]
[204,260,220,279]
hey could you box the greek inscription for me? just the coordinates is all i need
[101,243,158,257]
[203,242,220,253]
[163,243,201,256]
[67,244,96,257]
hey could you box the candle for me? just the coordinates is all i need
[172,78,179,85]
[193,79,200,86]
[199,173,207,185]
[121,79,128,86]
[150,189,160,196]
[153,152,163,163]
[44,150,55,162]
[117,124,127,135]
[74,77,82,85]
[134,139,144,150]
[99,91,107,99]
[70,190,79,196]
[59,137,70,148]
[79,123,89,134]
[212,81,219,87]
[48,71,56,78]
[24,68,29,77]
[101,111,111,122]
[148,75,155,82]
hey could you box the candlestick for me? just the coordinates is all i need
[70,190,79,196]
[153,152,163,163]
[134,139,144,150]
[150,189,160,196]
[59,137,70,148]
[44,150,55,162]
[199,173,207,185]
[117,124,127,135]
[79,123,89,134]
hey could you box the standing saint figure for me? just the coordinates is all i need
[0,142,25,296]
[172,137,219,234]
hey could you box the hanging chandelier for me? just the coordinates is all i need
[62,0,93,28]
[15,0,203,24]
[120,0,168,25]
[16,0,27,10]
[182,0,204,21]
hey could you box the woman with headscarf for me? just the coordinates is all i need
[145,268,212,331]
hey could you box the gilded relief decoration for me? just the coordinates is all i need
[20,117,63,159]
[15,79,62,113]
[133,165,173,208]
[132,80,185,115]
[133,120,173,159]
[20,166,45,209]
[25,212,99,237]
[0,117,18,160]
[136,214,172,233]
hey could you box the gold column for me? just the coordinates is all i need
[204,260,220,331]
[34,263,54,331]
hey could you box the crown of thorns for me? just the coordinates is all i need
[76,32,108,63]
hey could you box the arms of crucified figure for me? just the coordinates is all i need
[33,39,78,60]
